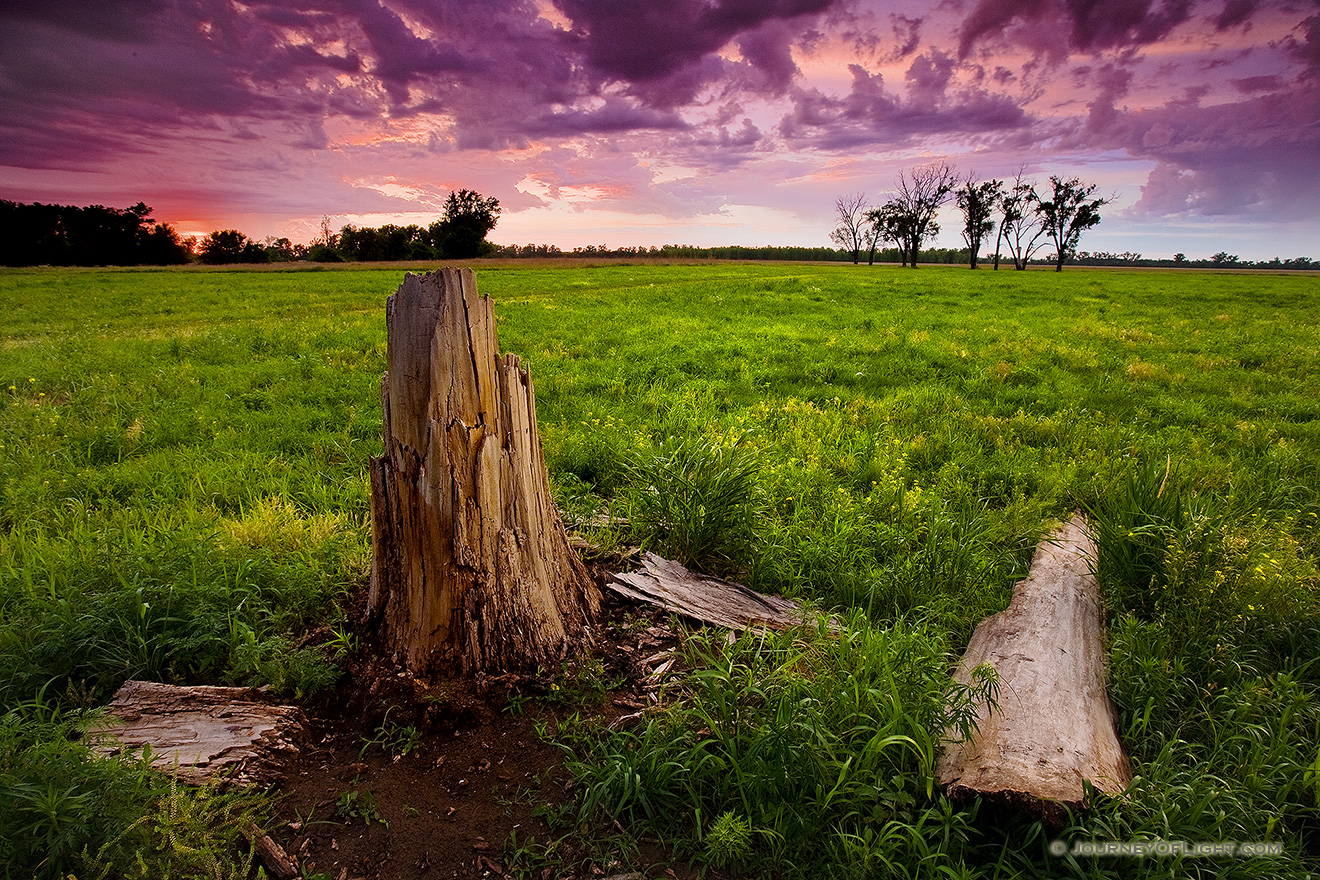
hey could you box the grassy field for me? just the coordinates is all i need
[1,261,1317,878]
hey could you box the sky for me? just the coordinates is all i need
[0,0,1317,260]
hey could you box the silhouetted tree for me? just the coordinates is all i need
[891,162,957,268]
[829,193,868,264]
[957,177,1003,269]
[866,202,912,266]
[339,223,434,261]
[198,229,268,264]
[429,189,501,259]
[1036,176,1112,272]
[994,170,1046,270]
[0,200,188,266]
[264,237,298,262]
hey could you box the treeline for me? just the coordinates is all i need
[0,200,190,266]
[6,196,1312,270]
[201,190,502,264]
[1070,251,1318,270]
[491,243,852,261]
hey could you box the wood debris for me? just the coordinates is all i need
[244,822,299,880]
[608,553,803,631]
[89,680,305,786]
[935,514,1132,823]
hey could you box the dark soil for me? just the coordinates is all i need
[265,592,701,880]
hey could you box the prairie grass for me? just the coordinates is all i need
[1,261,1318,877]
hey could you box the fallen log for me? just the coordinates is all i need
[607,552,803,631]
[935,514,1131,823]
[90,680,305,786]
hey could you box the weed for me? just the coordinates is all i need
[325,622,358,659]
[358,706,422,760]
[704,811,753,867]
[334,786,386,827]
[625,435,762,573]
[556,614,999,876]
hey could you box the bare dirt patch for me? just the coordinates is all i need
[267,590,702,880]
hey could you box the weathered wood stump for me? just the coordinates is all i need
[367,268,599,675]
[935,514,1131,822]
[89,680,304,786]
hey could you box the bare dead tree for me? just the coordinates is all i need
[892,162,957,268]
[996,169,1047,270]
[829,192,869,264]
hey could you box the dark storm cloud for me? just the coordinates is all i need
[778,56,1029,149]
[0,0,849,161]
[737,20,805,94]
[957,0,1200,57]
[551,0,835,81]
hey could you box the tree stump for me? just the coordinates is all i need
[367,268,599,675]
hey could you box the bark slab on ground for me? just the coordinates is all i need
[935,514,1131,822]
[608,553,803,631]
[89,680,304,786]
[368,268,598,676]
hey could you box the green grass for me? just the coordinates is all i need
[1,261,1317,877]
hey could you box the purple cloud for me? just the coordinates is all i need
[1214,0,1258,30]
[958,0,1197,58]
[552,0,837,82]
[1101,82,1320,219]
[779,56,1029,149]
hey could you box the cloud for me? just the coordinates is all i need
[551,0,837,82]
[1112,83,1320,219]
[1214,0,1257,31]
[778,55,1030,149]
[957,0,1197,59]
[523,100,691,138]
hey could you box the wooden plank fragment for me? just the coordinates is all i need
[608,552,802,631]
[90,680,305,786]
[935,515,1131,822]
[245,822,300,880]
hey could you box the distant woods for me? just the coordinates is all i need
[2,186,1313,268]
[0,200,190,267]
[0,189,503,267]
